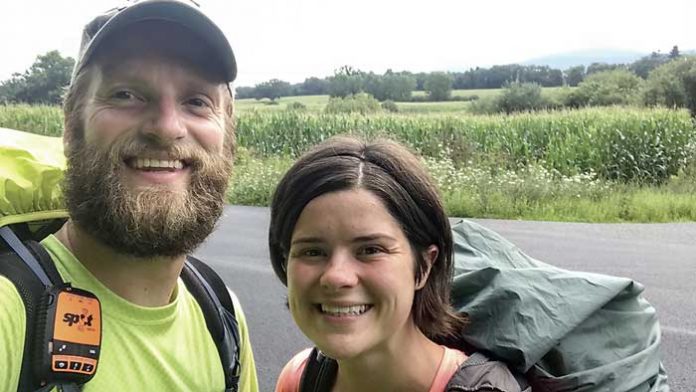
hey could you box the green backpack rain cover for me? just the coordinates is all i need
[0,127,67,232]
[451,219,669,391]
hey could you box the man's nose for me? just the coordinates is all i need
[144,98,186,143]
[319,251,359,291]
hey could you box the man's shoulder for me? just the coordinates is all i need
[0,275,27,391]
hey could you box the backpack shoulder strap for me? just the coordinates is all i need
[0,235,64,391]
[447,352,530,392]
[299,347,338,392]
[181,256,241,392]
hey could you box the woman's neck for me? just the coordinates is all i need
[333,327,444,392]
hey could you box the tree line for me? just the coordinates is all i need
[0,46,686,105]
[236,46,684,102]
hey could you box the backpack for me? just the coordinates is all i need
[0,127,241,392]
[298,348,530,392]
[449,219,669,391]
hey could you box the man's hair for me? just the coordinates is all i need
[268,135,468,342]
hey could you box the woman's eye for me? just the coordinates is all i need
[290,247,325,258]
[303,249,324,257]
[359,246,384,256]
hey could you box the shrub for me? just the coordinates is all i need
[381,100,399,113]
[496,82,549,113]
[642,56,696,116]
[467,96,499,115]
[568,69,643,107]
[424,72,454,101]
[286,101,307,111]
[324,93,382,115]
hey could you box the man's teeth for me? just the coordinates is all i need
[132,158,184,170]
[320,304,371,316]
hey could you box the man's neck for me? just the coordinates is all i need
[54,220,186,307]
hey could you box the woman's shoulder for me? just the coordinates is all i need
[275,348,314,392]
[445,352,530,392]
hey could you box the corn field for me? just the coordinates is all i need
[3,104,695,185]
[237,107,696,184]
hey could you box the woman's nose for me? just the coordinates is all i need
[319,251,359,291]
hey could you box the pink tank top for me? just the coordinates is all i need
[275,346,468,392]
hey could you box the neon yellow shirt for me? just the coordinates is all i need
[0,235,258,391]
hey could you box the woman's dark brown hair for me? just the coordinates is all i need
[268,135,467,342]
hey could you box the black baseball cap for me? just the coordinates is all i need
[71,0,237,84]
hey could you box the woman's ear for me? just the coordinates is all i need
[415,245,438,290]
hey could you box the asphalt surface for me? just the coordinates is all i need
[195,205,696,392]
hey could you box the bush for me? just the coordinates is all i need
[424,72,454,101]
[365,73,416,102]
[324,93,382,115]
[496,82,549,113]
[286,101,306,111]
[381,100,399,113]
[567,69,643,107]
[467,96,499,115]
[642,56,696,116]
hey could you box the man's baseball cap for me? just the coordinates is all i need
[71,0,237,84]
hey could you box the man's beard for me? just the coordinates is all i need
[63,133,233,258]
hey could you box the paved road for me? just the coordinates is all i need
[195,205,696,392]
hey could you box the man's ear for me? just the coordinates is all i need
[415,245,438,290]
[63,127,72,157]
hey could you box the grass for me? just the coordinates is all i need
[228,151,696,222]
[235,87,577,114]
[236,94,328,112]
[0,104,64,136]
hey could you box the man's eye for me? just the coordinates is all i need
[112,91,137,100]
[187,97,210,108]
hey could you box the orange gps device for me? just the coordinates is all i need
[35,284,102,385]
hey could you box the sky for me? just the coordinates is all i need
[1,0,694,88]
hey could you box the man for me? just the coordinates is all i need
[0,0,258,390]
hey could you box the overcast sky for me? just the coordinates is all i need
[1,0,694,87]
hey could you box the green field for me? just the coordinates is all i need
[235,90,489,113]
[2,102,695,222]
[236,87,575,114]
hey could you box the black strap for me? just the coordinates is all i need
[0,227,54,287]
[181,256,241,392]
[0,231,82,391]
[299,347,338,392]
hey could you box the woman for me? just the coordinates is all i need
[268,136,527,391]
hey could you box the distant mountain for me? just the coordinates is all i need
[521,49,646,69]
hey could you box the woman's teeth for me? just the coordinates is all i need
[320,304,372,316]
